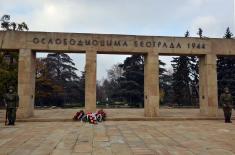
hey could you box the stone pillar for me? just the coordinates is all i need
[199,56,208,115]
[144,52,159,117]
[85,50,97,112]
[17,49,36,118]
[199,54,218,117]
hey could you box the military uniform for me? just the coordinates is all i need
[3,88,19,125]
[220,89,233,123]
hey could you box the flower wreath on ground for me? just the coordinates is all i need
[73,109,106,124]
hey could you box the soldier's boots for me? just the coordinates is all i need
[225,120,232,123]
[225,116,232,123]
[8,120,15,125]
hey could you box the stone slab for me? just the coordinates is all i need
[0,121,234,154]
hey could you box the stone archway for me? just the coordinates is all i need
[1,31,234,118]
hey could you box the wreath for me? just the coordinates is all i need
[73,109,106,124]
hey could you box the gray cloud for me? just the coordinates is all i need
[1,0,233,36]
[1,0,234,80]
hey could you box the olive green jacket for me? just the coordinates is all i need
[3,93,19,109]
[220,93,233,109]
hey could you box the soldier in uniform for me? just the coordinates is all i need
[220,87,233,123]
[3,86,19,125]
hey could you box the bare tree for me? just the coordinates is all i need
[107,64,123,81]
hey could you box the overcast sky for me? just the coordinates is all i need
[0,0,234,80]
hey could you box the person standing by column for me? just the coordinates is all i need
[220,87,233,123]
[3,86,19,125]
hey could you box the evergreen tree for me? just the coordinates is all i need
[224,27,233,38]
[217,27,235,101]
[117,55,145,107]
[171,56,191,106]
[185,30,190,37]
[35,53,82,107]
[46,53,79,81]
[197,28,203,38]
[112,55,166,107]
[171,30,200,106]
[188,56,199,105]
[186,30,199,105]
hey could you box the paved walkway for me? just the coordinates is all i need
[0,120,235,155]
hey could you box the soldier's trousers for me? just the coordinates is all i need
[223,107,232,123]
[7,108,16,125]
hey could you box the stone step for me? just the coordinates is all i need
[0,117,234,122]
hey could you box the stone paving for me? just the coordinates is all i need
[0,120,235,155]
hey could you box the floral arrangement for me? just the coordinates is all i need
[73,109,106,124]
[73,110,85,121]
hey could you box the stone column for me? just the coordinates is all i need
[85,50,97,112]
[144,52,159,117]
[17,49,36,118]
[199,56,208,115]
[199,54,218,117]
